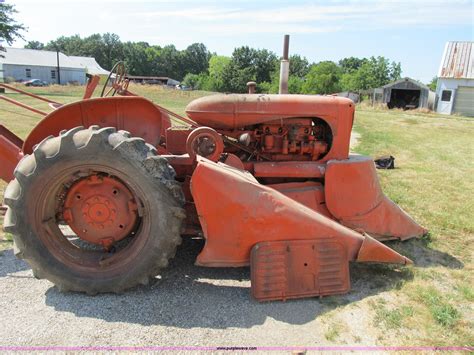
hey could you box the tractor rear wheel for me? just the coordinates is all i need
[3,126,185,294]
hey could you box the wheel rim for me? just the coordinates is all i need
[33,165,151,272]
[63,175,138,250]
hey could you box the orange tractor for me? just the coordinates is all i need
[0,61,426,301]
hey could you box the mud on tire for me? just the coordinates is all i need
[3,126,185,294]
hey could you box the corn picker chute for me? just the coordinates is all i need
[0,61,426,300]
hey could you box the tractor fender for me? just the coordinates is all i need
[0,125,24,182]
[324,155,427,240]
[23,96,164,154]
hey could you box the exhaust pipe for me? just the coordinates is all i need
[279,34,290,94]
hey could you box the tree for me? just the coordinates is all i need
[182,43,210,76]
[253,49,278,83]
[390,61,402,81]
[339,57,367,73]
[207,55,231,92]
[428,76,438,91]
[289,54,310,78]
[122,41,150,75]
[182,72,211,90]
[339,56,402,91]
[101,33,124,70]
[182,73,201,89]
[220,46,278,92]
[262,69,305,94]
[45,35,85,55]
[156,45,182,79]
[302,61,342,94]
[221,62,255,93]
[25,40,44,50]
[0,3,26,53]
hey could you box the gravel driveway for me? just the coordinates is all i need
[0,237,416,349]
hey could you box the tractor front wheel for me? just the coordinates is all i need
[3,126,185,294]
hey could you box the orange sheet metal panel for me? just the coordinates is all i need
[165,127,192,155]
[254,161,326,178]
[191,158,410,267]
[251,239,350,301]
[185,94,352,130]
[325,155,427,240]
[22,96,163,154]
[0,125,24,182]
[267,181,332,219]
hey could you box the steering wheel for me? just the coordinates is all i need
[101,61,127,97]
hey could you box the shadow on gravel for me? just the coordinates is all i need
[1,235,464,329]
[41,236,448,330]
[0,248,30,277]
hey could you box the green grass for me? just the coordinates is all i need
[372,299,414,329]
[0,84,473,345]
[413,286,461,327]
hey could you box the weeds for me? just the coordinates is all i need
[415,287,460,327]
[455,283,474,302]
[371,299,414,329]
[324,324,341,341]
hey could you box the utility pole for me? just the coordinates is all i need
[56,50,61,85]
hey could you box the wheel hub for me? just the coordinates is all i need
[63,175,138,248]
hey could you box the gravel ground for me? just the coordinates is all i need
[0,237,409,349]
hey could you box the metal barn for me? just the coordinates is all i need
[0,48,108,85]
[436,41,474,117]
[381,78,433,110]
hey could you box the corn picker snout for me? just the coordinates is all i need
[0,64,426,300]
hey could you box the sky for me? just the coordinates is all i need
[8,0,474,83]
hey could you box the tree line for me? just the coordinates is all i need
[25,34,403,94]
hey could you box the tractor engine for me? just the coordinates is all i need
[239,118,332,161]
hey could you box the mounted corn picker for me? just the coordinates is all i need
[0,39,426,301]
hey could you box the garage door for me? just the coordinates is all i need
[453,86,474,117]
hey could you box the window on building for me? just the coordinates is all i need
[441,90,452,102]
[25,69,31,78]
[51,70,56,80]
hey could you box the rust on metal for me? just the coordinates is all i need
[83,75,101,100]
[63,175,138,247]
[247,81,257,94]
[186,127,224,162]
[190,157,411,267]
[325,155,427,240]
[254,161,326,178]
[0,60,427,301]
[0,125,24,182]
[439,41,474,79]
[22,96,164,154]
[251,239,350,301]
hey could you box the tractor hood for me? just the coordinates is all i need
[185,94,354,130]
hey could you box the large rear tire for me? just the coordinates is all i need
[3,126,185,294]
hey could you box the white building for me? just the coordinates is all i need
[0,48,108,85]
[436,41,474,117]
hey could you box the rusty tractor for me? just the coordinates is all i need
[0,60,426,301]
